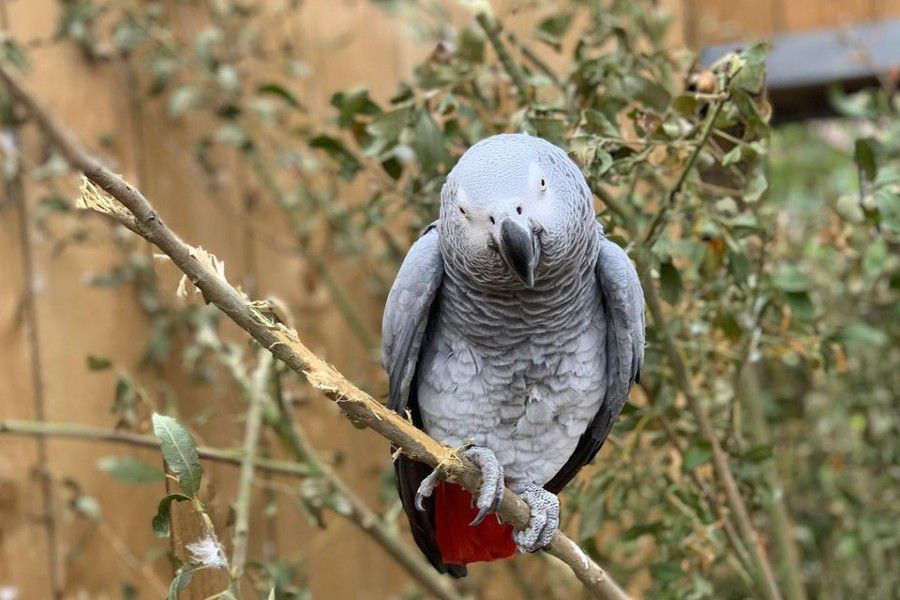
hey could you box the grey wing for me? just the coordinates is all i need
[383,223,444,414]
[545,229,645,494]
[382,224,464,576]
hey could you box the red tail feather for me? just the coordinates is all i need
[434,482,516,566]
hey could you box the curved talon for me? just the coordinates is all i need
[470,505,491,527]
[414,468,442,512]
[460,446,505,527]
[511,482,560,553]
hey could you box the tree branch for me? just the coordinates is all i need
[229,350,270,595]
[5,96,63,599]
[0,61,628,600]
[475,13,531,102]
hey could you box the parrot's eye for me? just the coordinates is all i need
[539,178,547,191]
[459,206,466,215]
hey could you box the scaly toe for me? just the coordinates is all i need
[512,482,560,553]
[414,469,443,512]
[461,446,504,527]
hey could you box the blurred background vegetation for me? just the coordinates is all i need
[0,0,897,599]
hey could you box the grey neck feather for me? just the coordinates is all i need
[437,221,599,352]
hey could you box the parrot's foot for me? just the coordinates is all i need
[462,446,505,526]
[511,482,560,553]
[412,446,505,524]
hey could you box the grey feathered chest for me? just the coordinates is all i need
[417,247,608,485]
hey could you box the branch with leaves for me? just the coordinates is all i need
[0,61,630,600]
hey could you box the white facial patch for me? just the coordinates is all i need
[528,162,547,194]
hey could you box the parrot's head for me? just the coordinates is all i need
[439,133,595,291]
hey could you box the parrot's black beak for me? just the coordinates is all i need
[498,219,541,288]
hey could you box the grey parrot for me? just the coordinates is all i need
[382,133,644,577]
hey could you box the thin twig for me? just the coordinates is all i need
[738,366,807,600]
[590,181,635,236]
[0,420,315,478]
[0,60,629,600]
[475,13,531,102]
[5,112,64,599]
[229,350,271,594]
[505,30,561,87]
[639,96,728,249]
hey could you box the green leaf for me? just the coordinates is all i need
[659,261,683,305]
[621,521,663,541]
[828,86,878,119]
[623,75,670,111]
[526,116,566,146]
[784,291,815,321]
[853,137,878,182]
[862,237,887,279]
[650,561,683,583]
[715,311,743,342]
[535,12,573,48]
[365,106,412,156]
[412,110,451,173]
[86,355,112,370]
[744,444,774,463]
[683,445,712,470]
[583,109,619,136]
[309,135,362,181]
[772,264,808,292]
[835,323,888,347]
[1,38,31,68]
[593,149,614,177]
[744,169,768,202]
[722,145,742,166]
[732,43,769,94]
[97,456,165,484]
[151,414,203,497]
[671,94,699,117]
[329,87,380,128]
[152,493,192,538]
[458,27,485,63]
[874,186,900,234]
[257,83,303,109]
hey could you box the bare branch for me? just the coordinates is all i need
[0,420,315,478]
[229,350,271,594]
[0,61,629,600]
[476,13,531,102]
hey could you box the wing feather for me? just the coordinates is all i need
[383,224,443,414]
[545,228,644,493]
[382,224,462,575]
